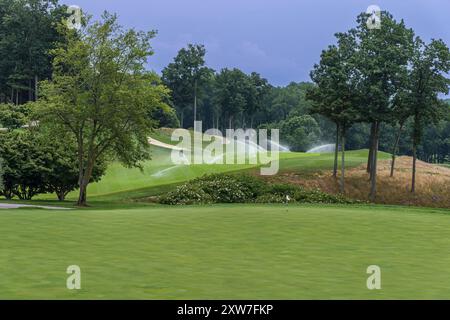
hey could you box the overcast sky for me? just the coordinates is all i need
[61,0,450,87]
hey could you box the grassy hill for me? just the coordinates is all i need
[29,143,449,209]
[63,148,384,201]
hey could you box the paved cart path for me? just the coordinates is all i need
[0,203,72,210]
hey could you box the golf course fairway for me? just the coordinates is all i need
[1,204,449,299]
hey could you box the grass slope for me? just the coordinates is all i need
[56,149,384,201]
[1,204,449,299]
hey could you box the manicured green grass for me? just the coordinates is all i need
[1,204,449,299]
[279,149,390,172]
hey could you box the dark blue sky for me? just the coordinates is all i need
[62,0,450,87]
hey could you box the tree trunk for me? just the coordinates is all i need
[229,116,232,129]
[369,122,380,201]
[193,79,197,125]
[340,127,346,194]
[180,110,184,128]
[76,137,89,206]
[367,122,376,174]
[28,79,32,102]
[390,123,403,177]
[333,122,340,178]
[77,182,88,206]
[34,75,38,101]
[57,190,66,201]
[411,139,417,193]
[77,159,95,206]
[4,188,13,200]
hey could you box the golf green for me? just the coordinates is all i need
[1,204,449,299]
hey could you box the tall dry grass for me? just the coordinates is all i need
[270,156,450,208]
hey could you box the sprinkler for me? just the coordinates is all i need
[285,195,291,213]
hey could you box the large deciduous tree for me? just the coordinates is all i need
[161,44,213,127]
[352,12,415,200]
[245,72,271,128]
[36,13,170,206]
[405,38,450,192]
[307,32,360,192]
[214,68,249,129]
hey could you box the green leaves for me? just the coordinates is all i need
[406,38,450,145]
[279,115,321,152]
[161,44,214,124]
[0,103,31,129]
[308,37,360,129]
[0,0,67,103]
[35,12,170,204]
[0,129,51,200]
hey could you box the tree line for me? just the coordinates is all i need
[161,11,450,200]
[306,11,450,198]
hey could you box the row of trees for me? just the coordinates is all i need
[344,117,450,165]
[161,44,271,130]
[161,40,449,162]
[307,11,450,198]
[161,45,337,151]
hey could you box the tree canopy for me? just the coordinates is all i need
[0,0,67,104]
[35,12,170,205]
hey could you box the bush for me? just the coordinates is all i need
[267,183,300,197]
[255,194,295,204]
[192,174,266,203]
[160,174,265,204]
[159,174,358,205]
[159,184,213,205]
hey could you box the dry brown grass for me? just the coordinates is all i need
[268,156,450,208]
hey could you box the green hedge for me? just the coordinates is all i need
[159,174,359,205]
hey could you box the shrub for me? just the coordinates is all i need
[159,184,213,205]
[267,183,301,197]
[159,174,358,206]
[193,174,266,203]
[160,174,265,205]
[255,194,295,204]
